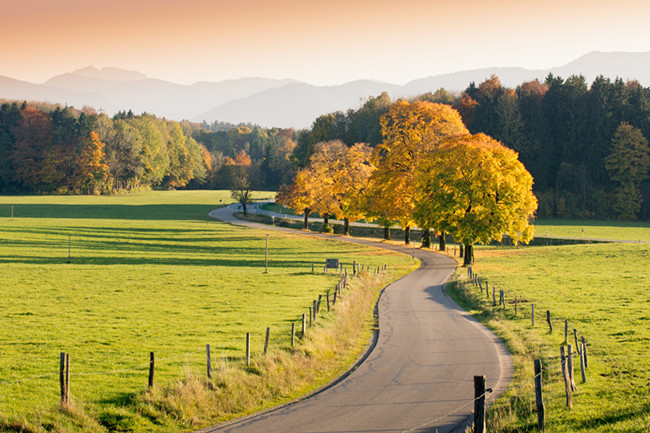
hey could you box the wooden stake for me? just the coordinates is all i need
[582,336,589,369]
[560,346,573,409]
[207,344,212,380]
[148,352,155,388]
[263,327,270,355]
[532,304,535,327]
[245,333,251,366]
[534,359,546,431]
[568,344,577,391]
[546,310,552,333]
[291,323,295,347]
[580,342,587,383]
[301,314,306,337]
[473,375,486,433]
[564,319,569,345]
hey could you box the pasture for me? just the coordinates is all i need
[0,191,416,432]
[450,241,650,432]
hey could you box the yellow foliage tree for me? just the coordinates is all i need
[369,100,469,244]
[277,141,373,233]
[414,133,538,265]
[73,131,111,194]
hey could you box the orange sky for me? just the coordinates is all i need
[2,0,650,84]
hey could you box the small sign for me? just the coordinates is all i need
[326,258,339,269]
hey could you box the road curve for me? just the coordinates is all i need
[202,205,511,433]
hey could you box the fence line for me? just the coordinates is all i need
[1,259,388,409]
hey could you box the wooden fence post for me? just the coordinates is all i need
[515,297,518,316]
[573,329,579,353]
[579,342,587,383]
[317,295,322,315]
[333,289,338,305]
[546,310,552,333]
[246,333,251,366]
[564,320,569,345]
[581,336,588,369]
[312,262,314,273]
[207,344,212,380]
[59,352,66,405]
[148,352,155,388]
[532,304,535,327]
[473,375,486,433]
[264,327,270,355]
[534,359,545,431]
[326,291,331,311]
[560,346,573,409]
[59,352,70,406]
[301,314,306,337]
[568,344,577,391]
[492,288,496,306]
[291,323,295,347]
[309,307,313,327]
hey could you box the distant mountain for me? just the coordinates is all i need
[194,80,402,129]
[2,51,650,129]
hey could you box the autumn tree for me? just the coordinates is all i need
[605,122,650,219]
[369,100,469,244]
[414,133,537,265]
[276,168,316,229]
[228,150,254,215]
[72,131,111,194]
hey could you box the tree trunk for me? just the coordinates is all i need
[303,209,310,229]
[404,226,411,245]
[323,214,329,231]
[343,217,350,236]
[421,229,431,248]
[463,244,473,266]
[242,202,247,216]
[459,243,464,258]
[439,231,446,251]
[384,226,391,240]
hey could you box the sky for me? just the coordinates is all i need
[2,0,650,86]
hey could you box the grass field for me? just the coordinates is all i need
[0,191,416,432]
[533,219,650,242]
[448,242,650,432]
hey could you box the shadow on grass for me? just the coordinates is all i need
[1,204,219,221]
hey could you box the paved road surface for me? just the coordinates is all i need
[201,205,511,433]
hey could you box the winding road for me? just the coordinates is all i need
[202,205,511,433]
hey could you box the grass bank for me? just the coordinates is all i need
[0,191,416,432]
[447,242,650,432]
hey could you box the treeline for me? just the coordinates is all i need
[293,76,650,221]
[0,102,296,194]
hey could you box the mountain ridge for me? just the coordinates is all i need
[2,51,650,128]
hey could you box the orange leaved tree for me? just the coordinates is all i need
[368,100,469,244]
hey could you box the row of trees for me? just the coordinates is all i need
[278,101,537,264]
[292,75,650,221]
[0,103,208,193]
[0,102,298,194]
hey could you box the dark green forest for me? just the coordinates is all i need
[2,72,649,220]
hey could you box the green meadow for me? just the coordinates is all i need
[449,241,650,432]
[0,191,416,432]
[533,218,650,242]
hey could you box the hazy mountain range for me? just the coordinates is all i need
[2,51,650,129]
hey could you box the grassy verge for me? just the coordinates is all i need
[446,243,650,432]
[0,191,416,432]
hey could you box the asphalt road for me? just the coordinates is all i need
[201,205,511,433]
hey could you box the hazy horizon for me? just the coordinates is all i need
[3,0,650,86]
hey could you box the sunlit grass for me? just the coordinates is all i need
[0,191,416,432]
[449,242,650,432]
